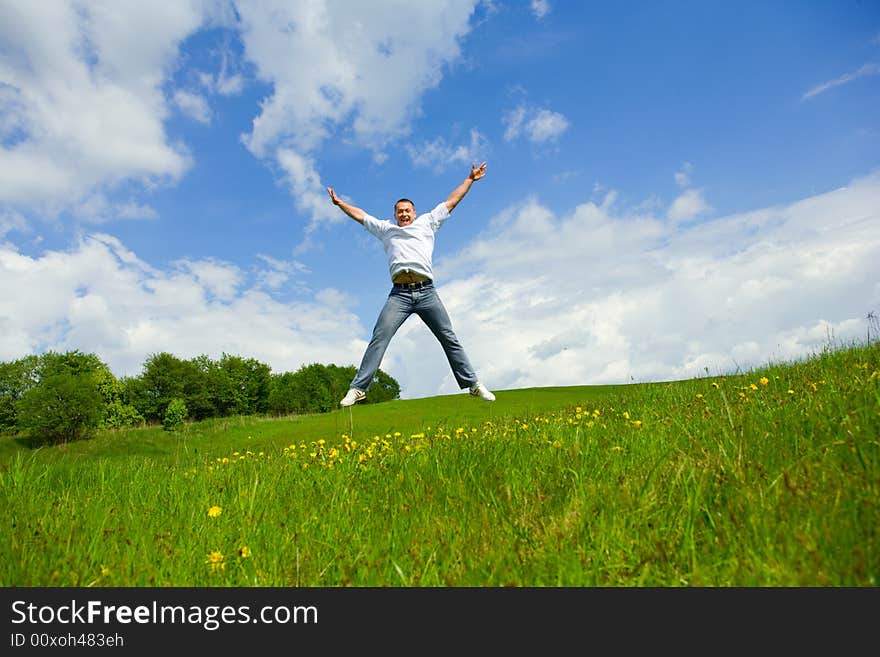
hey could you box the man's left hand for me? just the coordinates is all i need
[469,162,487,181]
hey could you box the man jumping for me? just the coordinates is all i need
[327,162,496,407]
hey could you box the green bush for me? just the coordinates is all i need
[163,398,187,432]
[15,371,104,445]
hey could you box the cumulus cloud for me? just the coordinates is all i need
[407,128,488,172]
[668,162,710,223]
[0,0,214,219]
[376,171,880,398]
[234,0,479,229]
[674,162,693,188]
[173,90,212,124]
[503,104,570,143]
[0,233,366,377]
[531,1,551,20]
[668,188,712,223]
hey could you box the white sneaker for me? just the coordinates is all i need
[469,381,496,402]
[340,389,366,407]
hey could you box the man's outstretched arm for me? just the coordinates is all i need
[327,187,366,224]
[445,162,487,213]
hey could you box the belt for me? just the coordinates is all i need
[393,280,433,290]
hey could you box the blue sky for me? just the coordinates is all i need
[2,0,879,399]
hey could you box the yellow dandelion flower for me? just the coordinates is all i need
[611,445,622,453]
[787,389,795,395]
[759,377,769,386]
[238,546,251,558]
[711,382,719,389]
[207,506,222,518]
[623,411,630,420]
[100,565,111,577]
[696,393,703,399]
[749,383,758,390]
[592,409,601,418]
[633,420,643,428]
[206,551,225,571]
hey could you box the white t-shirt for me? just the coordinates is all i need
[362,202,450,281]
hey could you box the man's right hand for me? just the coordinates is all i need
[326,187,366,224]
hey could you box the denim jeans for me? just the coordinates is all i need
[351,282,478,392]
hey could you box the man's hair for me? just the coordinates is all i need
[394,198,415,212]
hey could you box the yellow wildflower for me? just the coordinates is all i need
[207,506,222,518]
[238,546,251,558]
[759,377,769,386]
[206,551,225,571]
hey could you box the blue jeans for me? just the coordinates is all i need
[351,282,478,392]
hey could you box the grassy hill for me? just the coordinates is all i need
[1,340,877,586]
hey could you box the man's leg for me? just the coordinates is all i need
[415,286,478,389]
[350,289,411,393]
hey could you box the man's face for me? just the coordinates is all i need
[394,201,415,227]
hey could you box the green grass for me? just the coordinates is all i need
[1,341,877,586]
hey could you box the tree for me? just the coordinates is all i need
[0,355,39,433]
[213,353,271,416]
[367,368,401,404]
[93,367,144,429]
[129,352,195,422]
[267,363,400,415]
[163,398,187,432]
[14,351,106,445]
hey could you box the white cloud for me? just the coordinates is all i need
[235,0,479,227]
[255,254,310,291]
[0,0,213,218]
[503,104,569,143]
[173,90,212,124]
[802,62,880,100]
[668,188,711,223]
[407,128,488,172]
[276,147,340,241]
[675,162,693,188]
[0,233,366,377]
[379,171,880,398]
[531,1,551,20]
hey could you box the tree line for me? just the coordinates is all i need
[0,350,399,445]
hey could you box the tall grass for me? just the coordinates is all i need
[1,341,877,586]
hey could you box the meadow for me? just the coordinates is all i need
[1,341,877,587]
